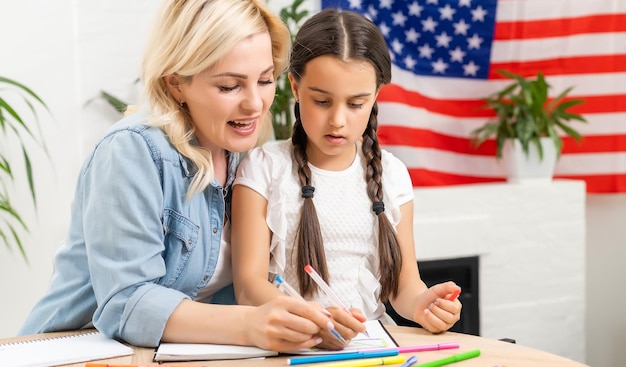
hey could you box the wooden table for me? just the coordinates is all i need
[2,326,589,366]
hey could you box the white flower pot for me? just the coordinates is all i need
[500,137,558,183]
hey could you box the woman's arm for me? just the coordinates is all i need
[162,297,331,351]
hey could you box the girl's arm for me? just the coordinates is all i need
[231,184,283,305]
[230,184,359,349]
[390,201,462,333]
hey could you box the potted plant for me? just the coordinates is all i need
[470,70,587,182]
[270,0,309,140]
[0,76,50,262]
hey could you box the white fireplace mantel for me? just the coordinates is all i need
[412,180,586,363]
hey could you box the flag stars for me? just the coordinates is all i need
[435,31,452,48]
[439,4,456,21]
[463,60,480,76]
[449,46,466,62]
[431,58,449,73]
[378,22,391,37]
[471,5,488,22]
[426,0,439,4]
[348,0,362,9]
[392,11,408,27]
[391,38,404,54]
[418,43,435,59]
[453,19,470,36]
[467,33,483,49]
[404,55,417,69]
[405,28,420,43]
[380,0,392,10]
[459,0,472,7]
[421,16,438,32]
[408,1,423,17]
[367,5,378,20]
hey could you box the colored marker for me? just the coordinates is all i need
[397,342,460,353]
[446,287,461,301]
[400,355,418,367]
[275,275,347,346]
[415,349,481,367]
[288,349,399,365]
[304,264,370,337]
[317,355,406,367]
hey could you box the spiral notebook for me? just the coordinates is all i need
[0,331,133,367]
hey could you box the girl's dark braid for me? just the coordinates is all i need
[292,102,328,297]
[361,102,402,302]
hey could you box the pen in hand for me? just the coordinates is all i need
[274,275,347,346]
[304,264,370,337]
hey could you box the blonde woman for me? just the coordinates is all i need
[20,0,333,351]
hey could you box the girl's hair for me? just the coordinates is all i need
[290,8,401,302]
[141,0,290,198]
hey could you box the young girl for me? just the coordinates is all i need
[231,8,462,349]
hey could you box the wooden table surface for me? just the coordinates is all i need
[2,326,589,366]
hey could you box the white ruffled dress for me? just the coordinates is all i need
[234,139,414,320]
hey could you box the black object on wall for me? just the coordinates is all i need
[385,256,480,336]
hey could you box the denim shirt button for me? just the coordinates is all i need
[212,227,217,234]
[203,275,208,281]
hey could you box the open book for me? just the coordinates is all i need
[153,320,396,362]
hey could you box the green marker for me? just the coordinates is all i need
[416,349,481,367]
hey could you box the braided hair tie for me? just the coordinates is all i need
[372,201,385,215]
[301,185,315,199]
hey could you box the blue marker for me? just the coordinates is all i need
[399,355,418,367]
[287,349,399,365]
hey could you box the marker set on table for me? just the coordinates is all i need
[276,265,475,367]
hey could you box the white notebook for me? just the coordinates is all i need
[154,320,396,361]
[0,331,133,367]
[154,343,278,361]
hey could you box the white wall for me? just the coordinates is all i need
[413,180,586,362]
[0,1,624,366]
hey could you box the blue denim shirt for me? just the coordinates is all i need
[19,111,239,347]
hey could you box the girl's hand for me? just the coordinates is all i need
[246,296,334,352]
[413,281,462,333]
[315,306,367,350]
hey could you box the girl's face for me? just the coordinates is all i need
[166,32,275,154]
[289,55,379,170]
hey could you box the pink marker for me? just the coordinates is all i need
[398,342,460,353]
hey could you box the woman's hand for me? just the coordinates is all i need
[246,296,334,352]
[412,281,462,333]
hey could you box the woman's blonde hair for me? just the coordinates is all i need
[141,0,290,198]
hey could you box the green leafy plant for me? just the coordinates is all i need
[0,76,50,262]
[470,70,587,159]
[270,0,309,139]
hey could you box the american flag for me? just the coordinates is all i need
[321,0,626,193]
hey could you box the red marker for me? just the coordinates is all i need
[446,288,461,301]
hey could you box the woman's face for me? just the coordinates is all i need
[168,31,275,154]
[289,55,379,170]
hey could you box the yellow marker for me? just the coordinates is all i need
[317,355,406,367]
